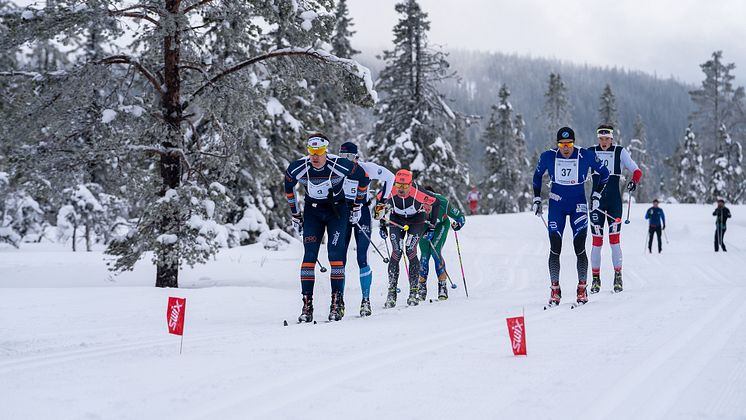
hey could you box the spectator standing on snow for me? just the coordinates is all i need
[713,199,731,252]
[645,199,666,253]
[466,185,480,215]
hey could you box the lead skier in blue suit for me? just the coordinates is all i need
[532,127,610,307]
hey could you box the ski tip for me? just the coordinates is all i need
[429,299,433,303]
[313,320,317,324]
[283,320,288,326]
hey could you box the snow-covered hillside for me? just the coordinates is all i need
[1,204,745,420]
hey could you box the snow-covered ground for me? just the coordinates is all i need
[1,204,745,420]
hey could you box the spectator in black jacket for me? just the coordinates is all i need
[713,199,732,252]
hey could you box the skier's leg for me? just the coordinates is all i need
[300,207,325,297]
[387,225,405,289]
[648,226,654,252]
[547,200,567,285]
[570,210,589,284]
[405,224,426,305]
[656,226,662,252]
[589,209,605,283]
[355,206,373,299]
[432,223,450,299]
[418,236,431,281]
[609,200,623,287]
[721,228,727,251]
[326,203,350,296]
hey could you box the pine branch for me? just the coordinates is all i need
[98,55,162,96]
[183,0,215,14]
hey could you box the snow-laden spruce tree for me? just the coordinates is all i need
[628,114,652,202]
[479,85,528,213]
[513,113,531,211]
[689,51,746,155]
[709,124,744,203]
[367,0,468,198]
[669,125,707,203]
[598,83,620,139]
[541,72,573,147]
[1,1,376,288]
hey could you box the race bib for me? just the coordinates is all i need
[596,150,616,175]
[555,158,579,185]
[308,179,333,199]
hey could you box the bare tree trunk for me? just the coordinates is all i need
[85,222,92,252]
[155,0,183,288]
[72,222,77,252]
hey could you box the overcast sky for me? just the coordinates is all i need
[347,0,746,85]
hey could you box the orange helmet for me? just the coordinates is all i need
[395,169,413,185]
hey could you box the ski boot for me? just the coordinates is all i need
[437,277,448,301]
[328,291,345,321]
[298,294,313,323]
[590,272,601,294]
[384,281,397,308]
[360,298,372,317]
[613,271,623,293]
[417,276,428,301]
[576,281,588,305]
[546,281,561,308]
[407,280,419,306]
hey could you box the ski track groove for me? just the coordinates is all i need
[187,302,563,420]
[580,289,744,420]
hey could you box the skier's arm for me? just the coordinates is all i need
[349,164,371,206]
[620,148,643,183]
[376,164,396,201]
[725,208,731,220]
[532,152,549,197]
[447,198,464,220]
[284,165,300,214]
[645,208,651,219]
[661,209,666,228]
[587,150,610,194]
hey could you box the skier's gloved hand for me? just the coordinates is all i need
[291,213,303,236]
[532,197,543,216]
[591,192,602,212]
[626,180,637,192]
[451,215,465,231]
[349,204,362,224]
[373,203,386,220]
[379,223,388,239]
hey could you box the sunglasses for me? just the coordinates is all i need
[597,129,613,136]
[339,152,358,161]
[394,182,410,188]
[557,141,574,149]
[307,146,327,156]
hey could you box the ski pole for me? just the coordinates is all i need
[426,238,458,290]
[663,227,669,244]
[355,222,389,263]
[453,231,469,298]
[595,208,622,225]
[539,212,548,229]
[624,193,633,224]
[316,260,327,273]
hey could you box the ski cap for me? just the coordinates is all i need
[339,142,358,155]
[307,133,329,149]
[556,127,575,142]
[395,169,413,185]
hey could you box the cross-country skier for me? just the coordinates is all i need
[375,169,439,307]
[339,141,395,317]
[532,127,610,307]
[466,185,480,215]
[284,134,370,323]
[418,186,465,301]
[589,124,643,293]
[645,199,666,253]
[713,199,731,252]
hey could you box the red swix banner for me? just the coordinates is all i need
[167,297,186,336]
[506,316,527,356]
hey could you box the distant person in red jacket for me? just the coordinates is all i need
[466,185,481,215]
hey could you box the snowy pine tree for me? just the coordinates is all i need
[709,124,744,203]
[1,1,376,288]
[331,0,360,59]
[628,115,652,202]
[479,85,528,213]
[541,72,572,147]
[367,0,468,198]
[670,125,707,203]
[598,83,620,139]
[689,51,746,154]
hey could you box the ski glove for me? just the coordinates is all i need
[291,213,303,236]
[379,223,388,239]
[451,215,465,231]
[590,192,602,212]
[349,204,362,225]
[626,180,637,192]
[424,228,435,241]
[532,197,542,216]
[373,203,387,220]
